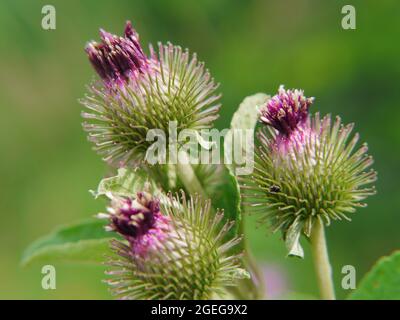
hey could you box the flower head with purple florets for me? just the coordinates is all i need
[85,21,152,87]
[81,21,221,167]
[99,191,170,258]
[260,85,314,136]
[259,85,315,156]
[101,192,248,300]
[242,86,376,258]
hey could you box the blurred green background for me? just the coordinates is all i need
[0,0,399,299]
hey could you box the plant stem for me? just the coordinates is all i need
[238,212,265,299]
[243,244,266,299]
[310,219,336,300]
[176,151,207,199]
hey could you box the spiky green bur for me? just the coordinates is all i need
[81,22,220,167]
[103,192,247,300]
[242,91,377,257]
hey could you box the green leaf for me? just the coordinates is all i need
[21,219,115,266]
[92,167,157,198]
[224,93,270,173]
[348,250,400,300]
[91,168,160,198]
[217,93,269,248]
[22,168,159,267]
[209,164,242,243]
[285,218,304,258]
[230,93,270,131]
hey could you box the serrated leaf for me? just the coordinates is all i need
[21,219,115,266]
[348,250,400,300]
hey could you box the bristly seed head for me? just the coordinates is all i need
[241,87,377,258]
[260,85,314,136]
[81,22,221,167]
[102,192,249,300]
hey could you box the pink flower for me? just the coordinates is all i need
[101,192,170,258]
[260,85,314,137]
[85,21,153,87]
[259,85,315,157]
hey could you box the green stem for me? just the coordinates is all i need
[243,246,265,299]
[176,151,207,199]
[239,212,265,299]
[310,219,336,300]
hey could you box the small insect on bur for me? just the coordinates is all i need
[269,185,281,193]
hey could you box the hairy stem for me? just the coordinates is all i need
[310,219,336,300]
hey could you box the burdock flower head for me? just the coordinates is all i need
[242,86,377,257]
[81,21,221,166]
[99,191,247,299]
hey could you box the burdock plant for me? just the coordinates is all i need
[22,21,384,301]
[78,21,252,299]
[241,86,377,299]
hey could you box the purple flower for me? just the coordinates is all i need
[260,85,314,137]
[100,192,170,258]
[85,21,151,87]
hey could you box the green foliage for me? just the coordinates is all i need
[206,165,242,244]
[224,93,270,173]
[229,93,270,132]
[21,219,114,266]
[349,251,400,300]
[221,93,270,252]
[92,167,158,198]
[21,168,150,267]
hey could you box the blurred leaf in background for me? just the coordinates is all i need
[0,0,399,299]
